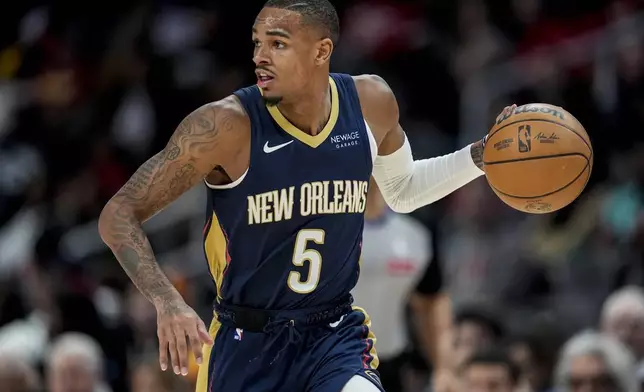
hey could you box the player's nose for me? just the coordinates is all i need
[253,47,271,66]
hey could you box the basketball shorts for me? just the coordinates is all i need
[195,302,384,392]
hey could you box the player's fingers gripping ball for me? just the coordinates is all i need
[483,103,593,214]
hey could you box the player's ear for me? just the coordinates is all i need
[315,38,333,65]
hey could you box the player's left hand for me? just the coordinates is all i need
[494,104,517,125]
[476,104,516,171]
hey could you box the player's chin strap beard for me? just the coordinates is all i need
[257,319,302,365]
[263,95,282,106]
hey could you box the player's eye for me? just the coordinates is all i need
[274,41,286,49]
[253,39,261,48]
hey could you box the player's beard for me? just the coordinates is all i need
[263,95,282,106]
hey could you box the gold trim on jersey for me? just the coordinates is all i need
[199,213,226,390]
[204,211,228,300]
[261,76,339,148]
[195,313,221,392]
[352,306,380,369]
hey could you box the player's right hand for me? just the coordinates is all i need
[156,299,213,376]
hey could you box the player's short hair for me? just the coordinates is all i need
[464,347,521,385]
[264,0,340,44]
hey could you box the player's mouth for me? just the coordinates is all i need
[256,71,275,88]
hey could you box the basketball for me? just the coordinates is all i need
[483,103,593,214]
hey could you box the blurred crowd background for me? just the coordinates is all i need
[0,0,643,391]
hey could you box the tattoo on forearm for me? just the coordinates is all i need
[470,140,484,170]
[101,104,236,308]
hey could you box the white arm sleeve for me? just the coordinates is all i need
[372,135,485,213]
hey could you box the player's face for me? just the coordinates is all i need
[252,7,333,105]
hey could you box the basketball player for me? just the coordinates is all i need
[98,1,514,391]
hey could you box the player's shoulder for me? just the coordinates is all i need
[351,74,399,131]
[202,95,250,125]
[351,74,396,103]
[186,95,251,139]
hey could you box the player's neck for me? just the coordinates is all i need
[277,75,331,136]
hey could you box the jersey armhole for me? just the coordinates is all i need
[204,169,249,190]
[206,91,255,191]
[364,120,377,163]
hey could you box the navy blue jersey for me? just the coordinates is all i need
[203,73,373,310]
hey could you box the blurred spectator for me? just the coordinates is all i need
[600,286,644,368]
[459,347,521,392]
[554,330,637,392]
[440,179,525,309]
[0,308,49,367]
[453,304,505,370]
[125,285,157,354]
[507,319,562,392]
[0,355,41,392]
[452,0,509,85]
[46,332,111,392]
[130,356,192,392]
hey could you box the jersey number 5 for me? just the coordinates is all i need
[288,229,325,294]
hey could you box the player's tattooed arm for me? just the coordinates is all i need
[99,96,247,374]
[470,140,485,169]
[98,97,245,308]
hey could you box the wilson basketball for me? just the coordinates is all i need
[483,103,593,214]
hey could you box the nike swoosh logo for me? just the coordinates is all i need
[263,140,293,153]
[329,315,346,328]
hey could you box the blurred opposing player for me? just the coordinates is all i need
[99,0,513,390]
[353,179,453,392]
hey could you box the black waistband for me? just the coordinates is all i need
[214,295,353,333]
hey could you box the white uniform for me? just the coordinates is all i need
[352,211,433,360]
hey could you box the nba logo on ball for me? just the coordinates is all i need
[518,125,531,153]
